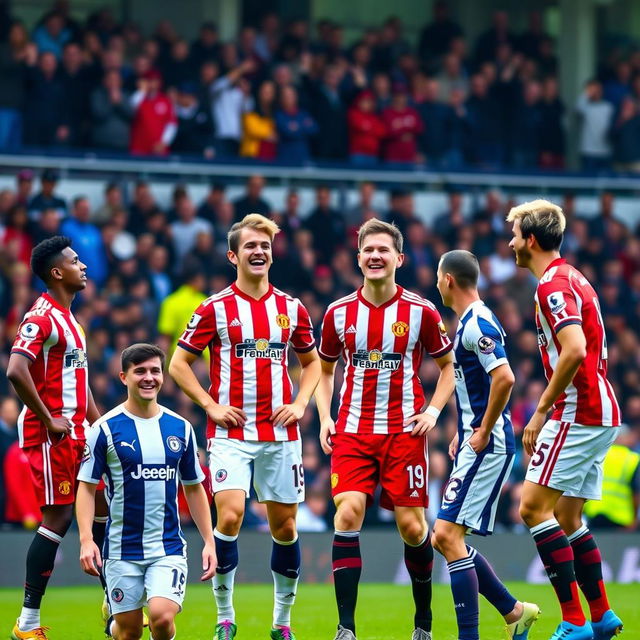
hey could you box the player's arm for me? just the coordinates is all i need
[522,324,586,455]
[404,351,455,436]
[76,481,101,576]
[315,358,338,454]
[182,483,217,580]
[6,353,71,435]
[271,348,321,427]
[87,388,100,424]
[469,363,515,453]
[168,346,247,428]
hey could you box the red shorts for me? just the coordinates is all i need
[330,432,429,510]
[23,437,86,507]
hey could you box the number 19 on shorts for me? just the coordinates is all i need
[406,464,425,489]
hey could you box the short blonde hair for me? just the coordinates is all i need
[506,199,565,251]
[357,218,403,253]
[227,213,280,253]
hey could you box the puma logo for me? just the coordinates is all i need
[120,439,136,451]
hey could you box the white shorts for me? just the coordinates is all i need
[437,442,514,535]
[208,438,304,504]
[104,555,188,615]
[525,420,618,499]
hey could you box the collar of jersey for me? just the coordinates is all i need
[542,256,567,275]
[460,299,485,322]
[231,282,273,303]
[120,403,163,423]
[356,285,403,310]
[42,292,71,314]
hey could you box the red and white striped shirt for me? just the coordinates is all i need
[319,286,452,435]
[177,283,316,441]
[535,258,620,426]
[11,293,89,447]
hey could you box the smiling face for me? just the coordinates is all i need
[120,356,163,403]
[357,232,403,283]
[228,227,273,280]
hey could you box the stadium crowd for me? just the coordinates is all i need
[1,168,640,533]
[2,2,640,171]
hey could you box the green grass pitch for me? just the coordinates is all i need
[0,582,637,639]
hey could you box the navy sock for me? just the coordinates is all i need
[271,537,301,580]
[214,530,239,575]
[448,555,479,640]
[466,545,516,616]
[404,534,433,631]
[332,531,361,634]
[271,537,301,627]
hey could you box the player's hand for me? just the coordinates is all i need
[206,404,247,429]
[46,416,72,435]
[271,401,305,427]
[201,541,217,580]
[469,428,491,454]
[319,418,336,455]
[404,412,437,436]
[448,432,459,460]
[523,410,546,456]
[79,540,102,577]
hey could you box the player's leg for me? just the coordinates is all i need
[265,501,300,639]
[255,439,307,639]
[103,558,146,640]
[147,598,180,640]
[108,610,144,640]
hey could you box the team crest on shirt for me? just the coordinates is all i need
[438,321,448,336]
[391,321,409,337]
[331,473,339,488]
[547,292,567,315]
[352,349,402,370]
[20,322,39,340]
[166,436,182,453]
[235,338,285,360]
[64,348,87,368]
[187,313,202,329]
[58,481,71,496]
[477,336,496,354]
[111,588,124,603]
[215,469,228,482]
[276,314,290,329]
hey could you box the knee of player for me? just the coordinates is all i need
[150,610,176,634]
[272,518,297,542]
[42,505,74,536]
[519,500,539,526]
[430,527,446,554]
[334,504,363,531]
[217,508,244,534]
[399,519,428,546]
[118,626,144,640]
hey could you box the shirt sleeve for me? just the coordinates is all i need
[11,314,53,361]
[537,278,582,333]
[318,307,342,362]
[77,423,108,484]
[463,316,509,374]
[291,300,316,353]
[179,423,206,485]
[177,300,217,355]
[419,304,453,358]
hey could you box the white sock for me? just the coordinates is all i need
[18,607,40,631]
[272,570,298,627]
[213,568,237,623]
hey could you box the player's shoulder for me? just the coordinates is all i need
[324,291,359,314]
[400,288,438,311]
[21,295,55,322]
[159,404,192,429]
[272,286,297,303]
[89,404,128,434]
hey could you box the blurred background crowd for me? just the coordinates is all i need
[1,167,640,533]
[2,0,640,171]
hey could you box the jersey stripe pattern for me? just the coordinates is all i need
[535,258,620,426]
[78,404,204,560]
[11,293,89,447]
[177,283,316,441]
[453,300,515,454]
[319,287,452,435]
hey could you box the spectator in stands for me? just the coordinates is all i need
[130,69,177,155]
[24,51,70,147]
[1,205,33,268]
[90,68,134,150]
[381,84,423,164]
[145,245,173,303]
[171,82,215,157]
[274,189,304,241]
[475,10,516,64]
[15,169,34,208]
[162,38,195,90]
[538,76,565,169]
[372,71,392,110]
[304,185,347,264]
[60,42,90,146]
[190,22,220,68]
[418,1,464,62]
[29,207,62,245]
[346,181,379,227]
[240,80,278,160]
[576,79,614,172]
[209,58,255,157]
[611,96,640,173]
[233,174,271,221]
[92,182,124,226]
[347,89,386,166]
[384,188,416,236]
[509,80,542,169]
[603,60,632,110]
[27,169,67,221]
[436,52,469,102]
[197,182,226,224]
[32,10,71,59]
[128,180,161,235]
[61,196,109,286]
[516,11,547,60]
[275,85,317,164]
[417,77,458,169]
[168,194,213,267]
[465,72,504,168]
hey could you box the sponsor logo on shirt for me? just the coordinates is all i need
[130,464,177,480]
[477,336,496,354]
[235,338,285,360]
[351,349,402,370]
[276,313,290,329]
[64,348,88,368]
[229,317,243,328]
[547,291,567,315]
[537,327,548,348]
[345,325,357,335]
[391,321,409,337]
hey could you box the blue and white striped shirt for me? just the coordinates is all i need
[78,404,205,560]
[453,300,515,455]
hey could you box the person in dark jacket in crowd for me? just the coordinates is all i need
[611,96,640,173]
[509,80,542,169]
[538,76,565,169]
[171,82,214,156]
[304,185,347,264]
[90,69,134,150]
[275,85,317,165]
